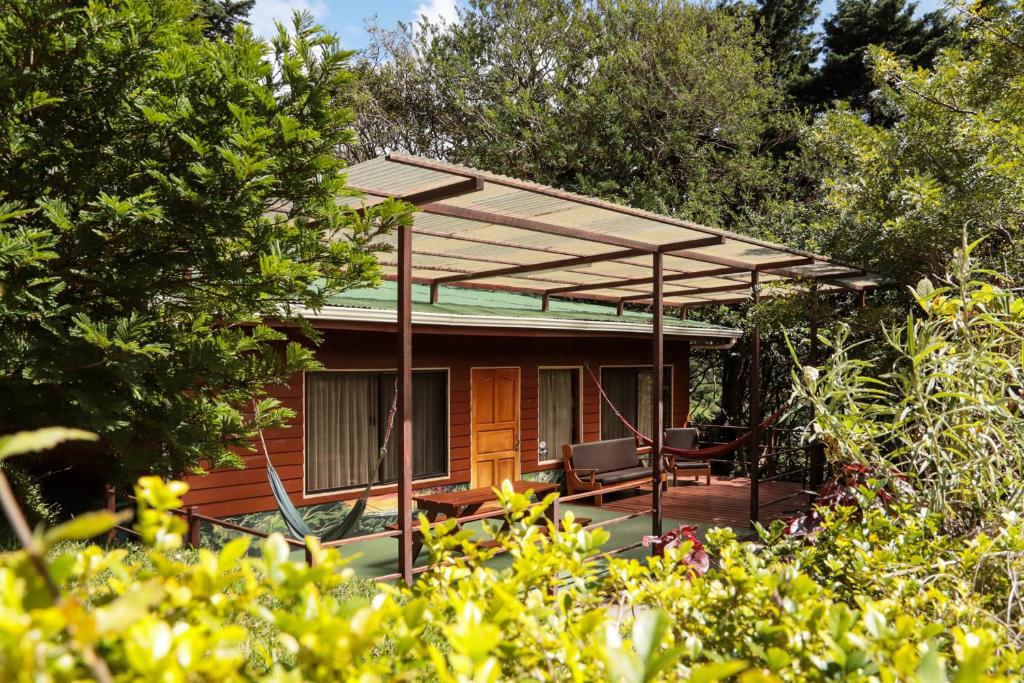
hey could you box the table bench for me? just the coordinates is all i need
[388,480,560,560]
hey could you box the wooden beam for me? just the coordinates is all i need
[542,266,748,296]
[347,176,484,208]
[428,236,722,287]
[397,224,414,586]
[409,227,692,276]
[618,281,753,303]
[418,202,660,252]
[651,252,664,540]
[671,252,814,271]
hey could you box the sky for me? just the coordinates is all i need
[247,0,946,52]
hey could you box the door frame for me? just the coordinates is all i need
[469,366,521,488]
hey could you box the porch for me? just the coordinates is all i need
[326,476,804,578]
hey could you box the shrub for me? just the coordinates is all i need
[794,240,1024,533]
[1,428,1022,681]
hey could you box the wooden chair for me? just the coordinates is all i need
[665,428,711,486]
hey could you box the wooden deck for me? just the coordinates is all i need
[594,476,809,529]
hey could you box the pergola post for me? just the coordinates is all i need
[397,224,414,585]
[651,252,664,540]
[808,282,824,490]
[748,271,761,525]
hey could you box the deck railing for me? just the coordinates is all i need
[105,479,655,581]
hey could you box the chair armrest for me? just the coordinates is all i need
[573,467,599,483]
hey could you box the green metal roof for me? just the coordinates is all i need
[321,282,738,334]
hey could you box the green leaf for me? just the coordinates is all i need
[0,428,97,461]
[44,510,128,544]
[686,661,749,683]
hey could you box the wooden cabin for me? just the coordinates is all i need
[178,155,879,583]
[182,284,742,518]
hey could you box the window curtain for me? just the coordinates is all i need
[636,370,654,437]
[601,368,637,440]
[376,371,448,483]
[305,372,380,493]
[600,367,673,440]
[539,369,577,462]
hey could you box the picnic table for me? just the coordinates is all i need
[407,480,560,559]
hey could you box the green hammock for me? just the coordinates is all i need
[259,387,398,543]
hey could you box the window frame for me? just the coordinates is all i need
[301,367,452,498]
[597,364,674,441]
[536,365,584,465]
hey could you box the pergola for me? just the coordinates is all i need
[341,154,880,584]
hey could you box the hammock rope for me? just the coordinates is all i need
[257,382,399,543]
[582,363,788,461]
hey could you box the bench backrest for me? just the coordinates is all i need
[568,437,638,472]
[665,427,699,451]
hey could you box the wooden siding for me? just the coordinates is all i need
[183,329,691,518]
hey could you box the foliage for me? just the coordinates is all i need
[192,0,255,39]
[752,0,821,100]
[0,1,412,482]
[352,0,793,228]
[0,429,1022,680]
[804,0,956,117]
[807,0,1024,284]
[794,242,1024,532]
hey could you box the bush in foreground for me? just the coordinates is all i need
[1,430,1022,681]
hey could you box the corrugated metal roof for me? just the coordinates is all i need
[339,154,882,308]
[318,282,740,339]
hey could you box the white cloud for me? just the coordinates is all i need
[249,0,328,37]
[413,0,458,25]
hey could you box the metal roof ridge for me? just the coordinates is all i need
[294,304,743,339]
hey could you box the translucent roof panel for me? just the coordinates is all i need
[341,154,884,308]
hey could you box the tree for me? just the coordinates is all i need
[805,0,956,116]
[805,0,1024,284]
[753,0,821,100]
[0,1,410,483]
[351,0,793,227]
[192,0,255,39]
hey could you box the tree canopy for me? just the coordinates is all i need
[0,0,410,481]
[804,0,957,117]
[805,0,1024,283]
[352,0,793,228]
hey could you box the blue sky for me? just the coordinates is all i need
[248,0,946,52]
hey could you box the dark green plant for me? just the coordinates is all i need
[0,1,412,482]
[795,241,1024,532]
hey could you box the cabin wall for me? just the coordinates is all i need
[183,329,691,518]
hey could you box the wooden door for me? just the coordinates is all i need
[471,368,520,488]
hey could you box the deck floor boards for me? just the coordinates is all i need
[593,476,808,529]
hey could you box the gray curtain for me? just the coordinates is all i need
[601,368,637,440]
[378,371,448,482]
[600,367,672,440]
[539,369,577,461]
[305,372,380,493]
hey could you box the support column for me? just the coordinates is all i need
[809,282,824,490]
[397,224,414,585]
[748,271,761,525]
[652,252,664,539]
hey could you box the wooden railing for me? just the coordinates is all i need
[104,479,656,581]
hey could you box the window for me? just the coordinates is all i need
[599,367,672,440]
[304,370,448,493]
[538,368,580,462]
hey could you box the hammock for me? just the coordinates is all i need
[583,364,788,461]
[259,385,399,543]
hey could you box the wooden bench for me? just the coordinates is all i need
[562,437,666,506]
[665,427,711,486]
